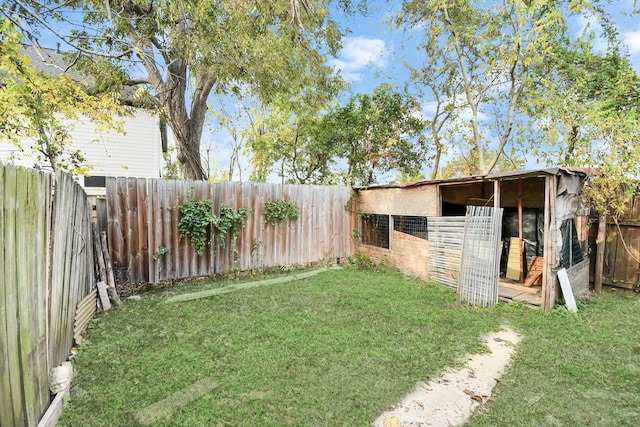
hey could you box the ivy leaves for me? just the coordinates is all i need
[177,199,248,256]
[264,199,300,225]
[177,199,216,256]
[214,205,249,248]
[177,196,300,255]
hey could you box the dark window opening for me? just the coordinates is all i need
[393,215,428,240]
[84,175,106,188]
[442,202,467,216]
[361,214,390,249]
[560,218,584,268]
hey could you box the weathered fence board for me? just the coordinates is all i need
[2,164,24,426]
[105,178,357,285]
[1,163,94,426]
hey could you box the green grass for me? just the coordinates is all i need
[59,267,502,426]
[468,293,640,427]
[58,268,640,426]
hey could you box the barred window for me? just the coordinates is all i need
[393,216,428,240]
[361,214,390,249]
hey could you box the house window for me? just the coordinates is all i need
[393,215,428,240]
[361,214,390,249]
[84,175,107,188]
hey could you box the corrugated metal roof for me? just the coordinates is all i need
[354,167,589,191]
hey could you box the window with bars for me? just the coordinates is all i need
[360,214,390,249]
[393,215,428,240]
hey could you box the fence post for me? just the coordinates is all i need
[594,213,607,294]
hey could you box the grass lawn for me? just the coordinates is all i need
[59,266,640,426]
[469,293,640,427]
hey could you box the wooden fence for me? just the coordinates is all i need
[102,178,358,284]
[600,193,640,292]
[1,163,94,427]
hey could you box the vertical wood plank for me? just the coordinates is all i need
[16,166,38,424]
[1,164,24,425]
[159,179,172,281]
[56,172,77,364]
[542,175,552,311]
[126,178,140,283]
[117,177,129,283]
[96,197,108,235]
[106,178,122,284]
[0,163,10,427]
[180,181,192,278]
[542,175,558,311]
[50,172,69,365]
[147,178,158,283]
[137,178,150,283]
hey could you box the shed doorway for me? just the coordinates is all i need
[439,177,546,307]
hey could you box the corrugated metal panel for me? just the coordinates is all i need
[458,206,504,307]
[427,217,466,289]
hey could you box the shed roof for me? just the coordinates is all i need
[354,167,590,191]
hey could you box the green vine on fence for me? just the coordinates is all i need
[264,199,300,225]
[213,204,249,248]
[177,198,248,255]
[177,199,215,255]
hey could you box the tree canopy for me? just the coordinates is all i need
[246,84,427,185]
[2,0,344,179]
[396,0,599,176]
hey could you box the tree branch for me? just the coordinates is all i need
[12,0,133,59]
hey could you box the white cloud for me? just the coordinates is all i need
[622,27,640,55]
[328,37,388,83]
[622,24,640,72]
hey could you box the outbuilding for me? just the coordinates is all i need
[355,168,590,311]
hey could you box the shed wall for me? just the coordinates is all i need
[360,230,430,280]
[358,186,438,216]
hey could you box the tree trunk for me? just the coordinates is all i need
[144,57,215,181]
[173,131,207,180]
[430,141,442,180]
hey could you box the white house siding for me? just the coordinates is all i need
[0,108,162,196]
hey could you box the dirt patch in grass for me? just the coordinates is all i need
[374,327,521,427]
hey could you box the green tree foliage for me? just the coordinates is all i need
[3,0,343,180]
[0,18,124,175]
[535,39,640,218]
[242,77,343,184]
[396,0,583,176]
[316,84,427,185]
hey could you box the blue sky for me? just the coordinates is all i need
[298,0,640,180]
[18,1,640,181]
[212,0,640,182]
